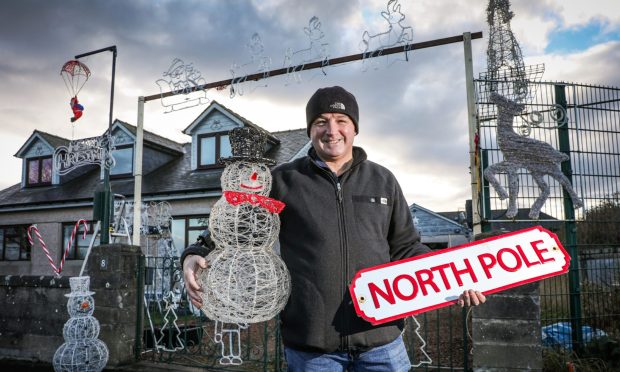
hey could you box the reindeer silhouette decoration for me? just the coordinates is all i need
[359,0,413,69]
[483,0,583,219]
[283,16,329,85]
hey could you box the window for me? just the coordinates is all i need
[62,221,99,260]
[0,226,30,261]
[198,133,232,168]
[171,215,209,256]
[26,156,53,186]
[110,145,133,176]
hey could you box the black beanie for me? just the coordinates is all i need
[305,86,359,136]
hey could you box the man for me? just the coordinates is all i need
[183,86,485,371]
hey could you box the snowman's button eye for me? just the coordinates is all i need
[237,163,246,169]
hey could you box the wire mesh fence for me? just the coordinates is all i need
[475,79,620,369]
[135,256,471,371]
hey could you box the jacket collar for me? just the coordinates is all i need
[307,146,367,171]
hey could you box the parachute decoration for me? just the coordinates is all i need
[60,60,91,123]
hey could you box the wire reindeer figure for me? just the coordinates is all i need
[359,0,413,70]
[484,93,583,219]
[482,0,582,219]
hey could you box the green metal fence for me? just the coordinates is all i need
[475,79,620,369]
[135,256,472,370]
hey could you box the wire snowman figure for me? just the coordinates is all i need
[198,127,291,365]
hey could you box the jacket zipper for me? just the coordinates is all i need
[336,180,349,352]
[310,159,351,352]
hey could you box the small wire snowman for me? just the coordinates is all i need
[198,127,290,365]
[53,276,109,372]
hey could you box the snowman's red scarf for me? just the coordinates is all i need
[223,191,285,214]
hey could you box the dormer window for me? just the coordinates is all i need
[110,144,134,177]
[26,156,53,186]
[198,133,232,168]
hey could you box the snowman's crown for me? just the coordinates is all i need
[220,127,275,165]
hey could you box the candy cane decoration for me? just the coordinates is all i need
[61,219,89,274]
[27,219,89,276]
[27,224,58,276]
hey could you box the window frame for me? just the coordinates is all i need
[61,221,98,261]
[26,155,53,187]
[0,225,31,261]
[171,215,209,254]
[110,144,134,178]
[197,133,231,169]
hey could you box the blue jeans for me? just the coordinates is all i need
[285,335,411,372]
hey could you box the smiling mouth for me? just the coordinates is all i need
[323,139,342,144]
[240,184,263,190]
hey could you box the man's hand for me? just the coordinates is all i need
[457,289,486,307]
[183,255,208,308]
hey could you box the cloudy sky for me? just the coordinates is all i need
[1,0,619,212]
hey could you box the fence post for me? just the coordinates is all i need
[555,84,583,353]
[85,243,144,367]
[134,253,145,359]
[480,149,492,233]
[464,32,483,237]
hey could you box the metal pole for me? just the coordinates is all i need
[463,32,482,236]
[555,84,583,354]
[143,32,483,102]
[75,45,117,244]
[133,97,145,246]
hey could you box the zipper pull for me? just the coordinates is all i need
[337,182,343,202]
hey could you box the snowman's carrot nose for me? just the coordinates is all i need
[250,172,258,181]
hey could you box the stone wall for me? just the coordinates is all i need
[472,231,542,371]
[0,244,143,368]
[0,275,69,363]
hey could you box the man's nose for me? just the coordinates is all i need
[324,120,338,134]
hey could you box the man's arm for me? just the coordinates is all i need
[181,229,215,308]
[387,181,431,261]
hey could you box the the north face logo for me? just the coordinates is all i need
[329,102,345,110]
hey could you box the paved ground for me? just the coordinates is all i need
[0,360,205,371]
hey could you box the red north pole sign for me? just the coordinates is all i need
[349,226,570,325]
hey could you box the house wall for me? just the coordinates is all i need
[0,195,220,276]
[0,207,90,277]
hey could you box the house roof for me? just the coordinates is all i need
[114,120,184,154]
[0,128,308,211]
[183,100,280,145]
[411,204,468,229]
[410,203,470,239]
[14,130,70,158]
